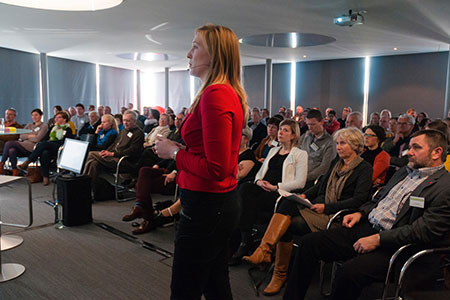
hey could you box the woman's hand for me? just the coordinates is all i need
[256,180,277,192]
[95,124,102,134]
[163,172,177,185]
[154,136,180,159]
[310,204,325,214]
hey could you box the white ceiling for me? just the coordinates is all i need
[0,0,449,72]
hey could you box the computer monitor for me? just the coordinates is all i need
[57,138,90,175]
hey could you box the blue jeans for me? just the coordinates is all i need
[170,188,240,300]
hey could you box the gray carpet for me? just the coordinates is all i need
[0,178,380,300]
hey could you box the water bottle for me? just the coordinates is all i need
[0,118,4,130]
[54,200,64,230]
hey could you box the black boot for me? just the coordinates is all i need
[229,231,252,266]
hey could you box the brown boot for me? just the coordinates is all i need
[122,206,147,222]
[11,169,19,176]
[243,213,291,266]
[263,241,293,295]
[0,162,5,175]
[17,160,30,171]
[43,177,49,186]
[132,219,156,235]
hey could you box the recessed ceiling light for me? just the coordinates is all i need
[0,0,123,11]
[117,52,181,62]
[393,47,398,51]
[303,55,307,59]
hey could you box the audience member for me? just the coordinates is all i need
[237,126,258,184]
[283,129,450,300]
[244,127,372,295]
[127,103,134,110]
[144,113,171,148]
[71,103,89,134]
[279,106,286,114]
[120,107,127,114]
[97,105,104,118]
[425,120,450,172]
[90,114,118,151]
[285,108,293,119]
[63,110,77,135]
[261,108,270,125]
[293,105,304,123]
[369,112,380,125]
[143,109,160,133]
[84,110,144,197]
[0,109,48,176]
[253,116,281,162]
[104,106,112,115]
[382,114,415,168]
[338,106,352,128]
[361,125,390,185]
[346,111,363,129]
[248,107,267,148]
[68,106,77,117]
[166,113,184,144]
[231,119,307,264]
[47,105,62,128]
[88,105,95,112]
[18,111,75,185]
[323,109,340,135]
[416,111,428,124]
[418,117,431,130]
[0,108,24,154]
[78,111,101,136]
[299,109,335,189]
[380,109,392,119]
[114,114,124,131]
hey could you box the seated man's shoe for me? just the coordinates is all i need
[11,169,19,176]
[0,162,5,175]
[17,160,30,171]
[122,206,147,222]
[132,220,156,235]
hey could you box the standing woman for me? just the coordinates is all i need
[154,24,248,299]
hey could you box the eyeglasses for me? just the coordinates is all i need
[364,133,377,137]
[397,122,411,125]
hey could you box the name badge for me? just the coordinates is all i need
[100,134,105,139]
[271,140,278,147]
[34,127,40,132]
[289,155,294,164]
[127,132,133,138]
[63,130,66,136]
[409,196,425,208]
[310,142,319,152]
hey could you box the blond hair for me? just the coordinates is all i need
[333,127,364,155]
[280,119,300,147]
[189,24,248,126]
[102,114,119,133]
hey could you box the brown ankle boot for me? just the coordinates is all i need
[263,241,293,295]
[243,213,291,266]
[0,162,5,175]
[11,169,19,176]
[17,160,30,171]
[43,177,49,185]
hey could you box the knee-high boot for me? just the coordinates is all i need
[242,213,290,265]
[263,241,293,295]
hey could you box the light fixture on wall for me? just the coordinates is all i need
[0,0,123,11]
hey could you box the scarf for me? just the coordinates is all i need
[325,156,363,204]
[49,124,68,141]
[361,146,382,166]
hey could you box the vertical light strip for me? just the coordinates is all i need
[133,69,138,108]
[190,75,195,103]
[363,56,371,126]
[291,32,297,48]
[95,64,100,107]
[38,59,44,111]
[290,62,296,111]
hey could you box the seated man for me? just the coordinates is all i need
[283,129,450,300]
[84,110,144,197]
[299,109,335,190]
[70,103,89,136]
[78,111,101,136]
[0,108,24,154]
[382,113,415,168]
[248,107,267,148]
[323,109,340,135]
[143,113,171,148]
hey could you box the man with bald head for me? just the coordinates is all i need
[345,111,363,130]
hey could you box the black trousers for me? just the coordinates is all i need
[238,181,279,232]
[283,220,394,300]
[170,188,240,300]
[28,140,62,177]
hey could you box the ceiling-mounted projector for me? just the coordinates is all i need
[334,10,365,27]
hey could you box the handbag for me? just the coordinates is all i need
[26,166,43,183]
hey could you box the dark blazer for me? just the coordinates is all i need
[249,121,267,147]
[304,157,373,214]
[360,166,450,248]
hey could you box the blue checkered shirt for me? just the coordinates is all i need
[368,165,443,230]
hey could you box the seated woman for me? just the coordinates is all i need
[231,119,308,263]
[121,158,178,234]
[243,127,373,296]
[253,116,282,162]
[237,126,258,184]
[0,109,48,176]
[361,125,390,185]
[90,114,118,151]
[18,111,75,185]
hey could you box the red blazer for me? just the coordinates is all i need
[176,84,243,193]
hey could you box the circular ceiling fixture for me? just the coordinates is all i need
[0,0,123,11]
[117,52,181,62]
[239,32,336,48]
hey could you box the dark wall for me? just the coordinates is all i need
[369,52,448,118]
[272,63,291,112]
[243,64,265,110]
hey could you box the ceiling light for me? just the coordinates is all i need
[393,47,398,51]
[303,55,307,59]
[0,0,123,11]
